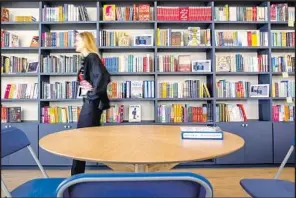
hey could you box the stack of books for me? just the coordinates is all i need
[180,126,223,140]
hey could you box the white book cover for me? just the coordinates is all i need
[180,126,222,132]
[129,105,141,122]
[131,81,143,98]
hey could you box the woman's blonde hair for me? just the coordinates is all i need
[79,31,99,56]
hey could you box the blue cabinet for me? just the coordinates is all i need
[216,123,245,164]
[1,126,10,166]
[1,123,39,166]
[39,124,75,166]
[243,122,273,164]
[216,122,273,164]
[273,122,295,164]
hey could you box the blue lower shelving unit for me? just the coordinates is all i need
[1,121,294,167]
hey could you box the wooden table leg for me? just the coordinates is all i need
[104,163,178,172]
[147,163,179,172]
[104,163,135,172]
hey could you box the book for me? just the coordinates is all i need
[130,81,143,98]
[180,126,223,140]
[30,36,39,47]
[128,105,141,122]
[103,4,116,21]
[1,107,21,123]
[1,8,9,22]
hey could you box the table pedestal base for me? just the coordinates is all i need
[105,163,178,172]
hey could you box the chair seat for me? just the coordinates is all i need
[240,179,295,198]
[11,178,65,197]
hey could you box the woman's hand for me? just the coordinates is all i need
[80,80,93,91]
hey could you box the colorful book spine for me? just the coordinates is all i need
[158,80,210,98]
[102,54,153,72]
[3,83,38,99]
[216,80,251,98]
[271,55,295,72]
[42,81,78,99]
[107,80,154,99]
[40,54,81,73]
[42,4,89,22]
[157,6,212,21]
[216,103,247,122]
[271,31,295,47]
[41,106,81,123]
[215,6,267,21]
[1,56,28,73]
[272,80,295,97]
[272,104,294,122]
[215,30,268,47]
[157,103,213,123]
[100,104,124,123]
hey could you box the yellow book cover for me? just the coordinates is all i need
[282,33,286,47]
[284,105,289,121]
[272,83,275,97]
[103,5,116,21]
[8,84,15,99]
[156,28,160,46]
[203,84,211,97]
[251,31,257,46]
[224,4,229,21]
[163,82,167,98]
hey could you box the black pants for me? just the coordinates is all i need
[71,98,103,176]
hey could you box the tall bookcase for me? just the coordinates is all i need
[1,0,295,167]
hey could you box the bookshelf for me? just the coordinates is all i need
[1,0,295,167]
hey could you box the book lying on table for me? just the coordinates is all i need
[180,126,223,140]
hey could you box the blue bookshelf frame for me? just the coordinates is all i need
[1,0,295,167]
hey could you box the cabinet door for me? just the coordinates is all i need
[1,123,38,166]
[1,125,10,166]
[39,124,72,166]
[215,123,245,164]
[273,122,295,164]
[244,122,273,164]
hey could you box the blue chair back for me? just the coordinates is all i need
[56,172,213,198]
[1,127,48,198]
[1,127,30,158]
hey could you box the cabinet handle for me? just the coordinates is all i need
[9,125,11,128]
[245,124,248,127]
[64,125,67,128]
[5,126,8,128]
[67,126,71,129]
[241,124,245,127]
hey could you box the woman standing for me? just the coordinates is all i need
[71,31,110,175]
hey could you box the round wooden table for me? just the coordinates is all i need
[39,125,244,172]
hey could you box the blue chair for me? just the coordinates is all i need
[56,172,213,197]
[1,127,65,198]
[240,141,295,197]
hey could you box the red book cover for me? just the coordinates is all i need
[179,7,189,21]
[247,31,252,46]
[237,104,248,121]
[4,84,11,99]
[143,56,147,72]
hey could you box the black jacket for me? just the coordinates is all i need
[78,53,111,110]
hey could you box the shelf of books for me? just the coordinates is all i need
[1,0,295,166]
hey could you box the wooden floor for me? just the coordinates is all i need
[1,167,294,197]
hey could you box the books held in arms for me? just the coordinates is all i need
[181,126,223,140]
[128,105,141,122]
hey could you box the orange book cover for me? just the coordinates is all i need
[138,4,150,21]
[30,36,39,47]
